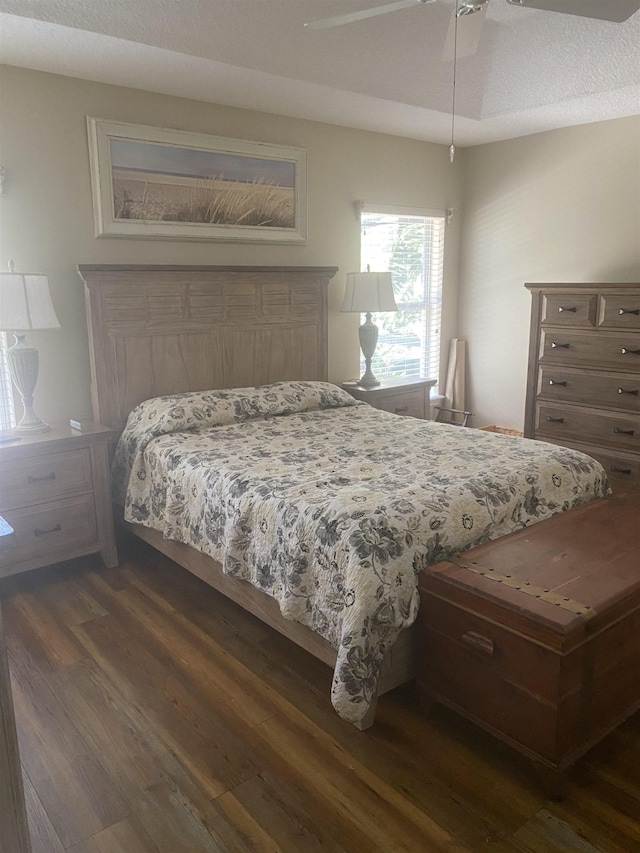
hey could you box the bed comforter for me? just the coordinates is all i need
[112,381,609,724]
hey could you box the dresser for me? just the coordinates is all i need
[0,425,118,578]
[524,283,640,495]
[342,376,436,419]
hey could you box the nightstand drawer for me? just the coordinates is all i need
[374,390,425,418]
[0,448,93,511]
[0,494,98,576]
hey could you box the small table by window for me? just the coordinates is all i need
[342,377,436,420]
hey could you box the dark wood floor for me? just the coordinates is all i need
[1,533,639,853]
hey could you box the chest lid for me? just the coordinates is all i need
[420,497,640,651]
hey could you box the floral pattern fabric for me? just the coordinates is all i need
[112,381,609,724]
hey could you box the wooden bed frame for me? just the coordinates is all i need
[79,264,416,728]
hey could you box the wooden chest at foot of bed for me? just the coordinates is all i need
[417,496,640,796]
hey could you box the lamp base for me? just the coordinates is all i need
[7,335,50,435]
[12,418,50,435]
[357,371,380,388]
[358,313,381,388]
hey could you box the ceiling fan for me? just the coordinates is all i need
[305,0,640,60]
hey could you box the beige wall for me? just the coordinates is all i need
[459,115,640,429]
[0,65,462,426]
[2,66,638,433]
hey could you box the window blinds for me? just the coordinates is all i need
[360,205,445,386]
[0,333,16,430]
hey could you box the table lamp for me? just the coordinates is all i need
[0,262,60,433]
[341,269,397,387]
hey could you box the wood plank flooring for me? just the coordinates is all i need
[1,532,639,852]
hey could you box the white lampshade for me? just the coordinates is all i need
[341,271,397,314]
[0,273,60,331]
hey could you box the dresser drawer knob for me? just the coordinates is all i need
[545,415,564,424]
[558,306,577,313]
[461,631,494,657]
[621,348,640,356]
[550,342,570,349]
[618,387,639,396]
[610,465,632,475]
[394,406,408,414]
[619,308,640,316]
[34,523,62,537]
[613,427,635,436]
[548,379,567,387]
[28,472,56,484]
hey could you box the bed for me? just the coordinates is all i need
[79,265,609,728]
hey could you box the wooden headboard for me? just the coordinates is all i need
[78,265,337,434]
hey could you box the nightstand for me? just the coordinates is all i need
[0,424,118,578]
[342,376,436,419]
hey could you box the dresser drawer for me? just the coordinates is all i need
[374,390,425,418]
[537,366,640,413]
[541,293,597,327]
[540,328,640,371]
[0,494,98,577]
[591,450,640,493]
[599,294,640,330]
[0,448,93,511]
[535,403,640,453]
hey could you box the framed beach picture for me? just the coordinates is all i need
[86,118,307,243]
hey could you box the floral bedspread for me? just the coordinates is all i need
[112,381,609,724]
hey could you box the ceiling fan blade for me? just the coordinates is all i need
[442,4,488,61]
[505,0,640,23]
[304,0,436,31]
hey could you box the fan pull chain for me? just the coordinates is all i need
[450,1,459,163]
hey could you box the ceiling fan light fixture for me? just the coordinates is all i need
[457,2,489,17]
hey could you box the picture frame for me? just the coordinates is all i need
[86,117,307,243]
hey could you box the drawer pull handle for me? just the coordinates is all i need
[610,465,632,475]
[548,379,567,387]
[394,406,408,414]
[28,472,56,484]
[558,306,577,313]
[461,631,494,657]
[618,387,639,396]
[546,415,564,424]
[614,427,635,436]
[550,342,570,349]
[619,308,640,316]
[621,348,640,356]
[34,523,62,537]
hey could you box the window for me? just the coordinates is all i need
[360,204,445,388]
[0,333,16,430]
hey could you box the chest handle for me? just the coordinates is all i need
[618,387,639,396]
[546,415,564,424]
[548,379,567,387]
[621,348,640,356]
[550,342,570,349]
[619,308,640,316]
[614,427,635,436]
[461,631,494,657]
[558,306,577,313]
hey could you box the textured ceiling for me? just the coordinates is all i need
[0,0,639,146]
